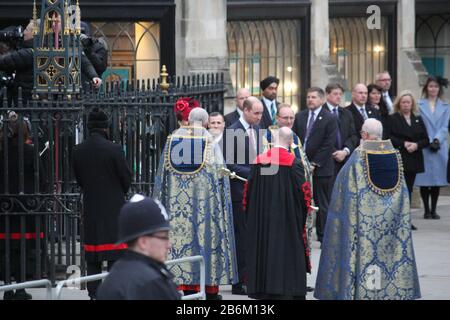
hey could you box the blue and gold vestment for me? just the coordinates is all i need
[153,126,238,287]
[314,140,421,300]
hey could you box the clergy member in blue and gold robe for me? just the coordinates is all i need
[153,107,238,300]
[314,119,421,300]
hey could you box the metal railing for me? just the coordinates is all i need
[1,71,225,286]
[0,279,52,300]
[166,256,205,300]
[53,272,108,300]
[53,255,205,300]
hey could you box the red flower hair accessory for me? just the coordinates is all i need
[174,97,200,122]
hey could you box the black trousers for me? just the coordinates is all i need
[87,260,114,299]
[404,171,417,202]
[313,176,333,243]
[232,201,247,284]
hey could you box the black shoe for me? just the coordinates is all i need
[3,290,15,300]
[424,212,432,219]
[306,286,314,292]
[411,224,418,231]
[206,293,223,300]
[13,289,32,300]
[431,212,441,220]
[232,284,247,295]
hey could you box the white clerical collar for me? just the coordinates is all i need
[273,145,289,151]
[239,116,252,130]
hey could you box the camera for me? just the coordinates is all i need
[80,33,94,48]
[0,26,24,42]
[0,26,24,50]
[0,72,14,87]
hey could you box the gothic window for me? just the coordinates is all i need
[330,17,388,89]
[227,20,301,111]
[416,14,450,86]
[88,22,160,82]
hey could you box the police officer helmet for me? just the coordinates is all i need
[118,194,170,244]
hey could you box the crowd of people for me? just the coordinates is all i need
[1,49,449,299]
[93,72,448,300]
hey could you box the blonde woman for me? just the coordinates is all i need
[388,91,429,230]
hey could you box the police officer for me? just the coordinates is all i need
[97,194,181,300]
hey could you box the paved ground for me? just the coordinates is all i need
[2,195,450,300]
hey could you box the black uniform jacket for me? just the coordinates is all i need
[97,250,181,300]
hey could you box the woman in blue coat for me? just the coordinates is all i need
[415,76,449,219]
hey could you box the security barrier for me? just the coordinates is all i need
[0,279,52,300]
[52,255,205,300]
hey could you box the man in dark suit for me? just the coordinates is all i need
[347,83,381,141]
[73,108,132,300]
[209,111,226,155]
[259,76,280,129]
[225,88,250,127]
[375,71,394,114]
[293,87,338,245]
[223,96,263,295]
[323,84,359,177]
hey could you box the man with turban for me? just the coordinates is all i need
[260,76,280,129]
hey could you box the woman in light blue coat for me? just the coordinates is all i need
[415,76,450,219]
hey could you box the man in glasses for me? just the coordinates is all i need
[97,194,180,300]
[375,71,394,114]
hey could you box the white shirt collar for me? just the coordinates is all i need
[262,96,275,109]
[213,133,223,144]
[310,106,323,117]
[239,116,252,130]
[236,108,243,117]
[326,102,339,112]
[354,102,366,110]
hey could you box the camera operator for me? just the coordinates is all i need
[80,22,108,92]
[0,40,15,103]
[0,19,102,106]
[0,23,33,106]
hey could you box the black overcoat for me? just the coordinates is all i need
[72,130,131,262]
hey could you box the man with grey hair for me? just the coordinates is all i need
[360,118,383,141]
[188,107,209,128]
[315,118,421,300]
[153,105,238,300]
[245,126,310,300]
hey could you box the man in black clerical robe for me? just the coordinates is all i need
[244,127,311,300]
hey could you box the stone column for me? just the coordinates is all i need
[397,0,428,98]
[175,0,234,112]
[175,0,228,76]
[310,0,345,90]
